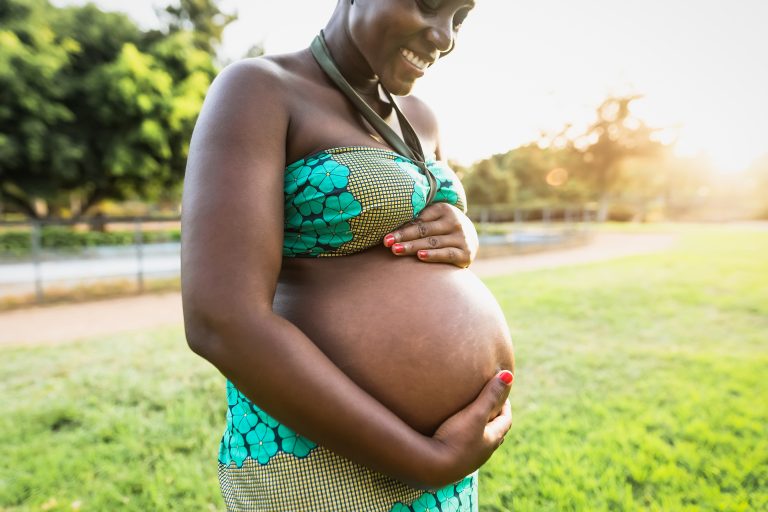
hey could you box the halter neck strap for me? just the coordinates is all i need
[310,31,438,204]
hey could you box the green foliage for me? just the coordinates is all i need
[461,143,592,208]
[0,228,765,510]
[0,230,29,257]
[0,0,83,215]
[461,158,517,205]
[161,0,237,56]
[460,96,673,218]
[0,0,223,219]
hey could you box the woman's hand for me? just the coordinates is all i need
[417,370,514,489]
[383,203,479,268]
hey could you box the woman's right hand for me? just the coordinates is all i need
[420,370,514,488]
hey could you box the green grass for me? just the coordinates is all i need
[1,227,766,511]
[482,228,768,511]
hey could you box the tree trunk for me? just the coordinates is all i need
[0,188,41,219]
[72,189,108,220]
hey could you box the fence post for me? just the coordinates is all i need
[31,221,44,303]
[480,208,489,236]
[134,219,144,293]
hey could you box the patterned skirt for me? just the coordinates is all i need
[219,381,479,512]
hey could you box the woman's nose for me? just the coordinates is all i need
[424,17,454,53]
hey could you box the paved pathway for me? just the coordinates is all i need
[0,232,678,347]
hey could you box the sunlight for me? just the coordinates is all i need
[50,0,768,174]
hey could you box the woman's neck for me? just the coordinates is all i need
[321,18,383,105]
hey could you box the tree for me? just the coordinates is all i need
[1,0,87,217]
[576,95,665,220]
[461,142,590,210]
[462,157,515,206]
[161,0,237,56]
[0,0,222,218]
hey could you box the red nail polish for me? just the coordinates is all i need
[393,243,405,254]
[417,250,428,259]
[384,234,395,247]
[498,370,514,385]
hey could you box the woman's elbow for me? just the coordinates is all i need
[182,297,236,362]
[182,302,268,365]
[183,313,222,361]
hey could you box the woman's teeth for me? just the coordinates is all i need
[401,48,430,70]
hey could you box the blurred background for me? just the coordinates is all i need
[1,0,767,303]
[1,1,766,511]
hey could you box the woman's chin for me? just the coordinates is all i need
[380,74,417,96]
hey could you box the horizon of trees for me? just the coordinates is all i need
[457,96,768,222]
[1,1,766,222]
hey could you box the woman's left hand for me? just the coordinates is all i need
[383,203,479,268]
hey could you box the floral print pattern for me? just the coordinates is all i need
[219,381,318,467]
[246,423,279,464]
[283,148,464,257]
[388,474,478,512]
[224,148,472,506]
[308,159,350,193]
[221,380,478,511]
[393,156,429,214]
[277,424,316,458]
[322,192,362,224]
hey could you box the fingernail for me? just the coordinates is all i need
[498,370,514,385]
[393,243,405,254]
[417,250,428,259]
[384,234,395,247]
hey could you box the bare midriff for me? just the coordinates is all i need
[274,244,514,436]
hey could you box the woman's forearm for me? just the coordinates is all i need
[185,309,439,487]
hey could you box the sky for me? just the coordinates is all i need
[52,0,768,172]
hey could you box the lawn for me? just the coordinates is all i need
[1,227,766,511]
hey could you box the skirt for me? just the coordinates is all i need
[218,380,479,511]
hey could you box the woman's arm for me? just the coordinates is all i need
[181,59,508,489]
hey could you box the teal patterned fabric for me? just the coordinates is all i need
[219,381,317,468]
[283,146,467,257]
[389,474,478,512]
[219,379,478,511]
[217,146,474,508]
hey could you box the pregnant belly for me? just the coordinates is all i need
[274,245,514,436]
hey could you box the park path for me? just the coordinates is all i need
[0,231,677,347]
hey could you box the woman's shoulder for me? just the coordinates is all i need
[209,52,318,110]
[211,53,301,96]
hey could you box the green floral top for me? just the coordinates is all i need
[283,146,467,257]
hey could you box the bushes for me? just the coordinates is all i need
[0,231,31,258]
[0,226,181,257]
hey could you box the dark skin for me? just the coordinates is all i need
[181,0,513,490]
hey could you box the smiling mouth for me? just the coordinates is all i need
[400,48,435,71]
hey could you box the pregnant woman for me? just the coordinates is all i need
[181,0,514,510]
